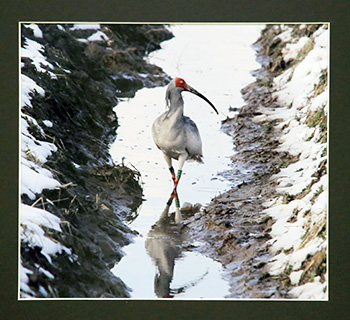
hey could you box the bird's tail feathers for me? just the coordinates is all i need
[188,154,204,164]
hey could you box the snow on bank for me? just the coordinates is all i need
[70,23,101,30]
[20,23,123,297]
[20,204,71,297]
[21,37,57,79]
[21,64,61,201]
[20,27,67,297]
[24,24,43,38]
[21,74,45,108]
[70,23,110,43]
[256,25,328,299]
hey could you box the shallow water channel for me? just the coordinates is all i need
[110,24,263,299]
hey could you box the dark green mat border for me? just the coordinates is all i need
[1,1,349,319]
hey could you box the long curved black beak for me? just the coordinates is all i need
[186,85,219,115]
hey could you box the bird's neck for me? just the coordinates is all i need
[168,95,184,118]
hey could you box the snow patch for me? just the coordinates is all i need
[21,39,57,79]
[260,25,329,300]
[273,28,329,110]
[88,30,109,42]
[25,24,43,38]
[70,24,101,30]
[20,33,69,294]
[21,204,71,259]
[21,74,45,107]
[289,277,327,299]
[42,120,53,127]
[283,37,311,62]
[57,24,65,31]
[275,28,292,42]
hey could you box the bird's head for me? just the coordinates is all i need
[172,77,219,115]
[175,77,189,90]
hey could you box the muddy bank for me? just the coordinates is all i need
[20,23,172,298]
[186,24,327,299]
[186,75,288,298]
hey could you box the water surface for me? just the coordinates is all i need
[110,24,263,299]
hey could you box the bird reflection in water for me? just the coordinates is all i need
[145,190,208,298]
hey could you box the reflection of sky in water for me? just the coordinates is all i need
[110,24,264,299]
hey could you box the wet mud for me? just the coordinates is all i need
[183,35,301,299]
[146,24,327,299]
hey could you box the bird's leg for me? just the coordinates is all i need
[173,189,182,223]
[174,191,180,211]
[169,166,176,184]
[165,189,182,222]
[174,170,182,189]
[166,192,175,207]
[171,185,180,207]
[164,154,177,186]
[173,153,187,190]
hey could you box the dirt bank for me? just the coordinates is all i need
[20,23,173,298]
[185,24,328,299]
[186,70,288,299]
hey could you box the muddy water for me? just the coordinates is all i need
[110,24,264,299]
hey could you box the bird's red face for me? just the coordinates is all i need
[174,77,219,115]
[175,77,188,90]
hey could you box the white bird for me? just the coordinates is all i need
[152,77,218,194]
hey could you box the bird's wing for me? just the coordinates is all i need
[183,116,203,157]
[183,116,199,133]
